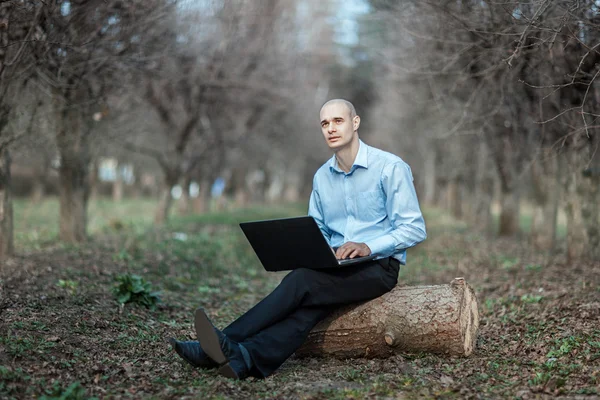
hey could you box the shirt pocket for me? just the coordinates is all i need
[355,190,386,221]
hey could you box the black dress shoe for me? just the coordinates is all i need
[168,338,218,369]
[194,308,249,380]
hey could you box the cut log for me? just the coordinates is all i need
[296,278,479,358]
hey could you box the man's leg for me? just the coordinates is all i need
[224,258,400,377]
[240,305,337,378]
[224,258,397,342]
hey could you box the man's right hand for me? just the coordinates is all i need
[335,242,371,259]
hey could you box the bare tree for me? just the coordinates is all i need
[0,1,43,260]
[28,0,172,242]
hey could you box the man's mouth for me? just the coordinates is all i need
[329,136,340,142]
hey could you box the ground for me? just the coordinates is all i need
[0,199,599,399]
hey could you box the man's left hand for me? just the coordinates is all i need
[335,242,371,259]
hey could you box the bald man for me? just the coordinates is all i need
[169,99,427,379]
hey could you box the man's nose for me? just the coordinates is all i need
[328,124,336,133]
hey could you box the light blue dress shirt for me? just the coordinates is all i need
[308,140,427,265]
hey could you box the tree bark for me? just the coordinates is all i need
[56,107,90,243]
[154,170,179,224]
[581,132,600,261]
[564,152,586,261]
[177,175,192,215]
[59,161,89,243]
[530,151,558,251]
[447,176,462,219]
[564,150,600,261]
[89,159,99,201]
[435,179,448,209]
[112,176,124,202]
[297,278,479,358]
[473,143,494,235]
[192,179,211,214]
[155,184,173,224]
[111,161,124,202]
[498,187,519,236]
[0,149,14,262]
[422,147,437,206]
[31,175,45,203]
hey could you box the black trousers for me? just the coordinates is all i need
[222,257,400,378]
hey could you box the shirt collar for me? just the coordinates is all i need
[329,140,369,174]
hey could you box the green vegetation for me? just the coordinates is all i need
[39,381,94,400]
[112,273,161,310]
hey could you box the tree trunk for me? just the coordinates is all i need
[89,159,99,201]
[581,174,600,261]
[581,133,600,260]
[498,186,519,236]
[435,179,448,209]
[530,151,558,251]
[0,149,14,262]
[31,154,53,203]
[564,151,586,261]
[192,179,211,214]
[112,173,124,202]
[564,150,600,261]
[59,161,89,243]
[447,176,462,219]
[178,175,192,215]
[472,141,493,234]
[423,147,437,206]
[155,184,174,224]
[282,160,305,203]
[31,176,45,203]
[297,278,479,358]
[56,107,90,243]
[154,170,179,224]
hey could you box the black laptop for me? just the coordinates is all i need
[239,216,377,271]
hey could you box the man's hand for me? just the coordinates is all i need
[335,242,371,259]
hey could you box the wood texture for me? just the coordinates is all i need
[296,278,479,358]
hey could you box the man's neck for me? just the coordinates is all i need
[335,137,360,173]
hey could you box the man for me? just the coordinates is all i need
[169,99,427,380]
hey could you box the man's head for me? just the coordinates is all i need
[319,99,360,152]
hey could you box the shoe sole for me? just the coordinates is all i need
[194,308,228,365]
[218,363,239,379]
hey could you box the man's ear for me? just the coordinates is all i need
[353,115,361,130]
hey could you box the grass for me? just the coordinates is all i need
[14,198,158,251]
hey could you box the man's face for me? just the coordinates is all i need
[319,103,359,151]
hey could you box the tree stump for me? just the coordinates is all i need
[296,278,479,358]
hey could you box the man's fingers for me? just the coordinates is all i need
[336,242,367,259]
[339,245,351,259]
[340,248,350,259]
[337,243,350,259]
[344,245,360,259]
[335,242,370,260]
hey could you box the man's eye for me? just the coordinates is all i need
[335,120,343,124]
[322,123,328,127]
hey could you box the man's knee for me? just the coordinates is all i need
[281,268,328,294]
[284,268,316,284]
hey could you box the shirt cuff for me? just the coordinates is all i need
[365,234,396,257]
